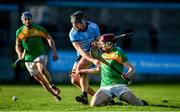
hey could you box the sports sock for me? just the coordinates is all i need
[49,82,55,87]
[82,92,87,98]
[49,82,53,85]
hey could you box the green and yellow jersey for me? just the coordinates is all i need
[16,24,48,61]
[100,47,128,86]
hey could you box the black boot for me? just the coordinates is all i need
[75,92,89,105]
[141,99,148,106]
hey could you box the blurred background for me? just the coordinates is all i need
[0,0,180,84]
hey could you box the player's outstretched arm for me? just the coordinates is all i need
[46,34,59,61]
[78,67,100,75]
[72,42,99,67]
[70,67,100,78]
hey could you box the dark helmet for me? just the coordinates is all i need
[70,11,85,23]
[21,11,32,20]
[99,33,116,45]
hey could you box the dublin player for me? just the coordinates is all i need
[69,11,100,104]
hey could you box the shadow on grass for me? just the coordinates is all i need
[109,101,180,110]
[150,104,180,109]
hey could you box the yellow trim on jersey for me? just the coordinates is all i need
[102,52,122,64]
[18,27,48,41]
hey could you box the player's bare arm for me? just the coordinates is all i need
[122,61,135,79]
[78,66,100,74]
[15,38,23,60]
[71,66,100,78]
[46,34,58,61]
[72,42,99,66]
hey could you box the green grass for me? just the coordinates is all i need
[0,83,180,111]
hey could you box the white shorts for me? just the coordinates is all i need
[25,55,47,76]
[98,84,130,99]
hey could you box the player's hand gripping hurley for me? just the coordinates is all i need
[12,49,26,68]
[90,47,117,72]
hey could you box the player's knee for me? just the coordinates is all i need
[90,98,101,107]
[90,101,100,107]
[71,78,80,87]
[71,79,75,85]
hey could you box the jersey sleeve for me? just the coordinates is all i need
[69,30,80,42]
[34,24,49,39]
[35,24,48,34]
[16,27,23,40]
[94,24,101,39]
[16,29,20,39]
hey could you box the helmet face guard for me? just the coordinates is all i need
[99,33,116,45]
[99,33,116,52]
[99,42,113,53]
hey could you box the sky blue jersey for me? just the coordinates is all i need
[69,21,100,56]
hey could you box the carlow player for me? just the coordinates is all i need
[77,33,148,106]
[15,11,61,101]
[69,11,100,104]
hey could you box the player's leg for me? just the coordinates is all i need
[40,55,60,95]
[33,73,56,95]
[70,64,89,103]
[43,69,60,94]
[44,69,52,83]
[70,57,95,96]
[36,61,61,101]
[75,57,95,104]
[91,88,110,106]
[25,62,61,101]
[33,73,61,101]
[71,69,95,96]
[70,55,81,87]
[71,70,95,96]
[87,87,95,96]
[111,84,143,106]
[70,63,80,86]
[77,57,93,92]
[120,91,146,106]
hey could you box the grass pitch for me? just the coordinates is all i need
[0,83,180,111]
